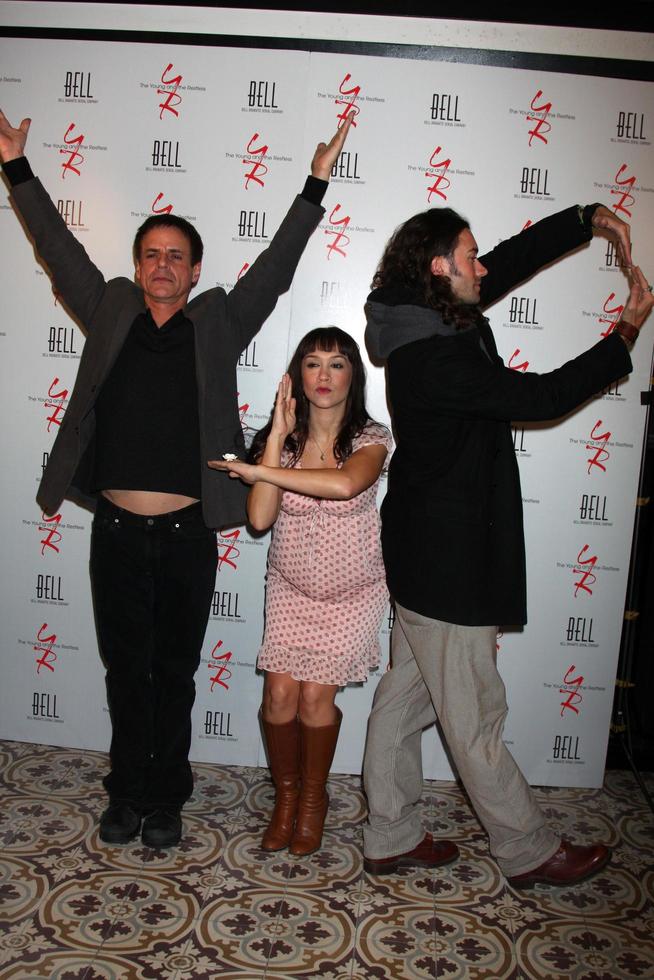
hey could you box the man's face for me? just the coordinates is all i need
[430,228,487,304]
[135,226,201,310]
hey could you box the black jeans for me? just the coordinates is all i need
[90,495,216,810]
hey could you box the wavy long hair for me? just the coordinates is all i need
[372,207,480,330]
[249,326,371,465]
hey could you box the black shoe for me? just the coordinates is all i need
[141,808,182,848]
[99,803,141,844]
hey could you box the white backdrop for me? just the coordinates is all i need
[1,7,653,788]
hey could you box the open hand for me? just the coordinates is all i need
[270,373,296,440]
[0,109,31,164]
[207,458,259,484]
[591,205,632,269]
[311,111,355,181]
[623,266,654,330]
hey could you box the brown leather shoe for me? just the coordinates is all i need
[507,840,611,889]
[364,833,460,876]
[261,715,300,852]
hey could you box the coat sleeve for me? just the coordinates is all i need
[409,329,632,424]
[224,194,324,353]
[10,176,106,328]
[479,205,592,309]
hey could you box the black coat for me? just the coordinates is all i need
[11,177,323,527]
[365,206,633,626]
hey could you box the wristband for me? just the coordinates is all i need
[615,319,639,344]
[577,203,602,234]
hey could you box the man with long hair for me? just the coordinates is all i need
[362,202,653,886]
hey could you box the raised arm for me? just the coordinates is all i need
[409,273,652,425]
[225,114,354,352]
[1,110,106,327]
[479,204,632,309]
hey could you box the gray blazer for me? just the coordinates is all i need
[12,177,324,527]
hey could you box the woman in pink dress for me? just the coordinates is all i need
[210,327,391,855]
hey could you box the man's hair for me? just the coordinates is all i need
[249,326,372,465]
[372,207,480,330]
[133,214,204,266]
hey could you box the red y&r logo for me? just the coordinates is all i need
[559,664,584,716]
[598,292,624,339]
[60,124,84,179]
[45,378,68,432]
[508,349,529,372]
[611,164,636,218]
[238,395,250,433]
[425,146,451,203]
[34,623,57,674]
[335,73,361,127]
[158,64,183,119]
[573,544,597,597]
[586,420,611,474]
[527,90,552,147]
[242,133,269,190]
[237,262,250,281]
[208,638,233,691]
[325,204,351,260]
[39,511,63,556]
[152,192,173,215]
[217,529,241,571]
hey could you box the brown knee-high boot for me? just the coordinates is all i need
[290,707,342,856]
[261,715,300,851]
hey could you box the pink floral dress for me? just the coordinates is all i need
[257,422,392,684]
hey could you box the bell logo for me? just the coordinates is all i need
[509,296,539,325]
[430,93,461,122]
[204,710,233,736]
[616,112,646,140]
[552,735,581,760]
[64,71,93,99]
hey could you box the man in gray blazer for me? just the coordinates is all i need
[0,108,352,849]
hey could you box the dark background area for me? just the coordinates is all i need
[130,1,654,33]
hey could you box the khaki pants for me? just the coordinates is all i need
[362,602,559,877]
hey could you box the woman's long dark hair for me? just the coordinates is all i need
[372,207,480,331]
[249,326,371,465]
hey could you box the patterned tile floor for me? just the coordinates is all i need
[1,739,653,979]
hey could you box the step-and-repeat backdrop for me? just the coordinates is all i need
[1,29,652,786]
